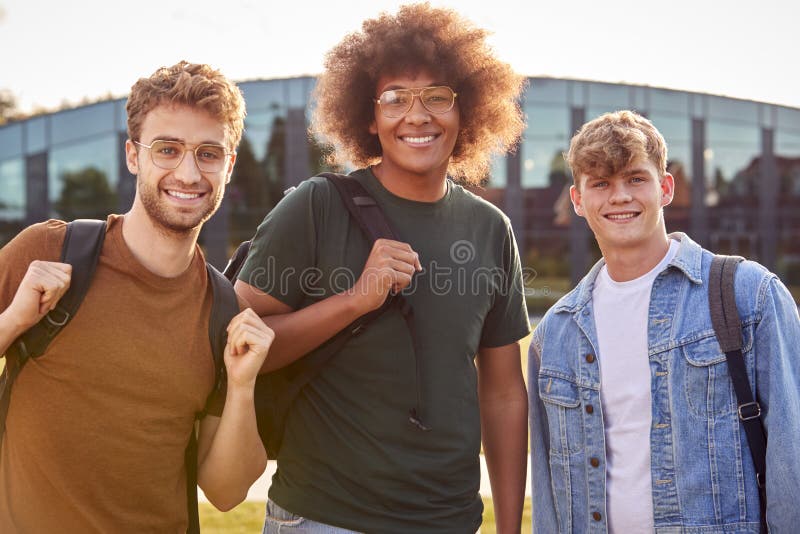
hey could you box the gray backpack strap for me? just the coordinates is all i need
[709,255,744,353]
[708,254,767,530]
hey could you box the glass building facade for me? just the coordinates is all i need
[2,76,799,311]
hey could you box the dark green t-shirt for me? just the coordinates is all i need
[239,168,530,533]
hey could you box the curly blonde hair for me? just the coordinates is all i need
[567,110,668,188]
[311,3,526,184]
[126,61,246,151]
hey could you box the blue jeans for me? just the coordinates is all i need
[262,500,362,534]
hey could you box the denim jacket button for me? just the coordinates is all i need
[590,457,600,468]
[585,404,594,414]
[592,512,602,521]
[585,353,595,363]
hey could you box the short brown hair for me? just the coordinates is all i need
[126,61,245,151]
[311,3,526,185]
[567,110,667,187]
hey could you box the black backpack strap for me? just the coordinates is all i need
[321,172,399,241]
[206,263,239,401]
[183,264,240,534]
[321,172,427,431]
[709,254,767,528]
[0,219,106,442]
[222,240,252,283]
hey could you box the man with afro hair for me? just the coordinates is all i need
[236,4,530,532]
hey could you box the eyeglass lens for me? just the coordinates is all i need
[149,140,227,172]
[378,87,455,117]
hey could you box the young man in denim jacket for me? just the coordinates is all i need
[528,110,800,533]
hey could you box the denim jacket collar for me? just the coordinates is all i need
[552,232,704,315]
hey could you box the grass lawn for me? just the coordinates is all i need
[200,498,532,533]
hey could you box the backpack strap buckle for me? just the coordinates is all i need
[738,401,761,421]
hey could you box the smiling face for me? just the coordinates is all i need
[125,104,235,235]
[369,70,460,183]
[570,157,674,257]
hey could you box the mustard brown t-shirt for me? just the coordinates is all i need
[0,215,219,533]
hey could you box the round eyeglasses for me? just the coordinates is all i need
[374,86,457,118]
[134,140,232,173]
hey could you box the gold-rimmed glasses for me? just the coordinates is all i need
[134,140,231,173]
[374,86,457,118]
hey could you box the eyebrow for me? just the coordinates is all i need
[150,136,225,146]
[621,167,650,177]
[380,82,450,92]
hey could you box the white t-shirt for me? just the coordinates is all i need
[592,240,679,533]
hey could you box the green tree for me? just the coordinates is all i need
[54,167,117,220]
[0,89,18,125]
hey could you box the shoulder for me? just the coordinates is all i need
[697,248,788,324]
[1,219,67,262]
[449,182,511,225]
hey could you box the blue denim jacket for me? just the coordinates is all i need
[528,234,800,533]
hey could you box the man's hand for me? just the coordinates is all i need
[6,260,72,333]
[224,308,275,388]
[352,239,422,312]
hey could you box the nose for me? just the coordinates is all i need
[608,182,633,204]
[404,96,431,125]
[174,150,202,185]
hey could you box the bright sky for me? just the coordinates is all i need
[1,0,798,114]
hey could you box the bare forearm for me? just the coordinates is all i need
[197,385,267,511]
[0,308,30,357]
[481,382,528,533]
[259,291,369,372]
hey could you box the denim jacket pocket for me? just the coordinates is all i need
[681,334,744,417]
[538,373,585,455]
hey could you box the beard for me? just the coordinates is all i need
[137,178,223,235]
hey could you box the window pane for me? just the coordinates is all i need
[705,120,761,258]
[487,155,507,188]
[521,138,567,189]
[648,88,690,114]
[708,96,759,123]
[775,128,800,295]
[525,104,569,140]
[240,80,285,112]
[25,116,47,154]
[588,82,630,109]
[0,158,25,221]
[526,78,569,105]
[48,136,119,219]
[0,123,23,160]
[51,102,115,146]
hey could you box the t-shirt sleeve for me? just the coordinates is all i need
[0,221,65,316]
[479,221,531,348]
[237,179,327,310]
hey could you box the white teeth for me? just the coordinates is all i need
[607,213,637,220]
[167,191,200,200]
[403,135,435,144]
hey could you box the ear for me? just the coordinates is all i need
[368,119,378,135]
[660,173,675,207]
[225,153,237,184]
[125,139,140,175]
[569,184,584,217]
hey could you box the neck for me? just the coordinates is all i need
[371,162,448,202]
[600,232,671,282]
[121,204,200,278]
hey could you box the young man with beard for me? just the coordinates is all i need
[235,5,530,533]
[528,110,800,532]
[0,61,273,532]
